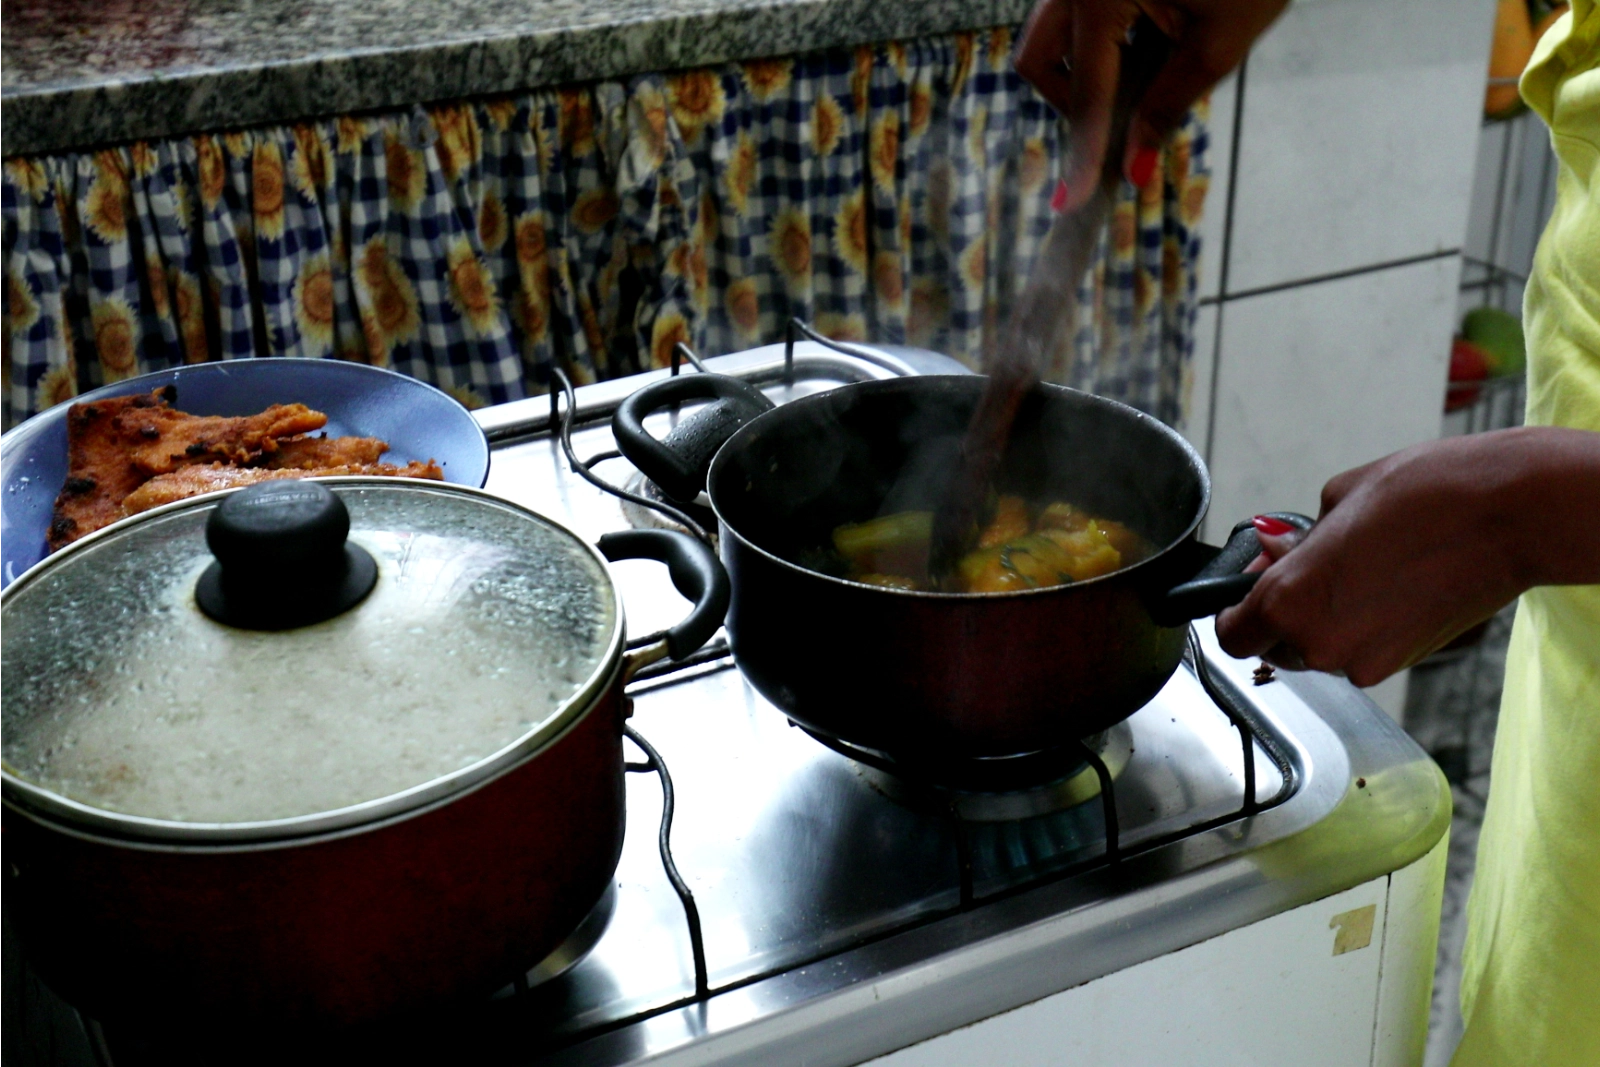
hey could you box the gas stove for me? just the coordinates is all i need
[8,334,1450,1067]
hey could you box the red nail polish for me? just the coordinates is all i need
[1128,146,1159,189]
[1050,178,1069,213]
[1253,515,1295,537]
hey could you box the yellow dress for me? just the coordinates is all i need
[1454,4,1600,1063]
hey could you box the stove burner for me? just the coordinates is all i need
[491,883,617,999]
[806,724,1135,822]
[619,470,718,538]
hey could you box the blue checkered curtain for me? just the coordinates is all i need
[2,27,1211,429]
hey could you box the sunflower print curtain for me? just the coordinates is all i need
[1,27,1211,431]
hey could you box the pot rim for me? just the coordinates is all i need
[706,376,1213,600]
[0,477,628,846]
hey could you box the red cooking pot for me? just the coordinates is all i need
[0,478,726,1029]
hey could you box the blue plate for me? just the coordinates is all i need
[1,359,490,588]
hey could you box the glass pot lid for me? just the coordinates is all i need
[1,479,622,843]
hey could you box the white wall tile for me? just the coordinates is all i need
[1204,255,1459,542]
[1226,0,1494,292]
[1197,72,1238,302]
[1182,302,1219,452]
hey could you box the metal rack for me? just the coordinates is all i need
[1444,106,1554,437]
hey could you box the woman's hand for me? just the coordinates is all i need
[1214,427,1600,686]
[1015,0,1288,212]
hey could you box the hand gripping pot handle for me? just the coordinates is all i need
[612,374,775,503]
[1154,512,1315,626]
[600,529,730,664]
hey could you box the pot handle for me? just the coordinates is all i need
[612,374,775,503]
[1154,512,1315,626]
[600,529,731,669]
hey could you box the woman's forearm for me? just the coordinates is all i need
[1500,426,1600,588]
[1215,424,1600,685]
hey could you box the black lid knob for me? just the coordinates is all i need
[195,481,378,630]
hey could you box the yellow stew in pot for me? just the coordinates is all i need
[831,496,1154,592]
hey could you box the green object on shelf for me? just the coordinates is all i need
[1462,306,1526,376]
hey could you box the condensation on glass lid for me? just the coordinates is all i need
[1,487,619,826]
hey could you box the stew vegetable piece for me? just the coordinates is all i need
[831,496,1152,592]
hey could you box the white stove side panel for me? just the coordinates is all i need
[861,877,1392,1067]
[1375,836,1449,1067]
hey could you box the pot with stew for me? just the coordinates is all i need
[0,478,727,1028]
[615,374,1309,768]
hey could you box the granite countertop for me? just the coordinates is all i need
[3,0,1032,157]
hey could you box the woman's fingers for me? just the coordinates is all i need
[1015,0,1077,117]
[1318,457,1376,517]
[1018,0,1143,212]
[1261,642,1309,673]
[1018,0,1293,199]
[1254,514,1306,551]
[1213,581,1286,658]
[1217,522,1322,660]
[1123,26,1230,170]
[1241,533,1292,573]
[1214,430,1575,686]
[1059,0,1142,209]
[1123,1,1287,163]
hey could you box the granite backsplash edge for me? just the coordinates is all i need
[3,0,1034,157]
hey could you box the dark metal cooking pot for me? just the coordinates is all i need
[616,374,1306,764]
[0,478,727,1029]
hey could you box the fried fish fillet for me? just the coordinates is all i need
[121,460,446,515]
[47,387,446,553]
[48,390,175,551]
[256,433,389,469]
[120,400,327,474]
[48,387,329,551]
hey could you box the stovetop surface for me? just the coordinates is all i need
[16,341,1449,1067]
[446,342,1311,1057]
[560,655,1287,1025]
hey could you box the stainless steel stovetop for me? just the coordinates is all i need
[12,339,1448,1067]
[459,339,1443,1066]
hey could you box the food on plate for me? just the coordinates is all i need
[256,433,390,469]
[830,496,1153,592]
[47,387,442,551]
[50,391,178,550]
[116,397,328,475]
[122,460,444,515]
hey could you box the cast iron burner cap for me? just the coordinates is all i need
[620,470,718,539]
[806,724,1135,822]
